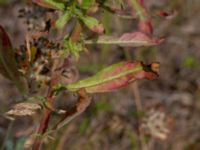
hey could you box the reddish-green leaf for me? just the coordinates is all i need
[79,15,104,34]
[0,25,28,95]
[32,0,65,10]
[67,61,159,93]
[85,32,163,47]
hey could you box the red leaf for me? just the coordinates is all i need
[119,31,164,46]
[67,61,159,93]
[0,25,28,95]
[0,26,12,79]
[85,31,164,47]
[91,24,104,34]
[138,20,153,35]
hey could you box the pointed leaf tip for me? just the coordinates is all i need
[119,31,164,46]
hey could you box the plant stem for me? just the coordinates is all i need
[32,87,54,150]
[32,21,82,150]
[127,0,149,21]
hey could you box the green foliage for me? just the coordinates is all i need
[63,38,84,60]
[78,15,104,33]
[66,61,158,93]
[56,11,72,28]
[79,0,95,10]
[2,0,167,148]
[77,63,105,73]
[44,0,65,10]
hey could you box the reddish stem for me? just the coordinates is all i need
[32,88,54,150]
[32,22,82,150]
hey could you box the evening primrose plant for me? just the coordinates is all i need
[0,0,171,149]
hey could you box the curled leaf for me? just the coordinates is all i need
[85,32,163,47]
[67,61,159,93]
[55,89,91,129]
[0,25,28,95]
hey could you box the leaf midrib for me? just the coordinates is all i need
[67,66,143,90]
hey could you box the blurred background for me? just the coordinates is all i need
[0,0,200,149]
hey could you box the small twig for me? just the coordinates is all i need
[32,87,54,150]
[25,34,31,63]
[131,82,142,112]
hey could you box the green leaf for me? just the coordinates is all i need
[79,15,104,33]
[33,0,65,10]
[44,0,65,10]
[67,61,159,93]
[63,38,84,60]
[56,11,72,28]
[79,0,95,10]
[0,26,28,95]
